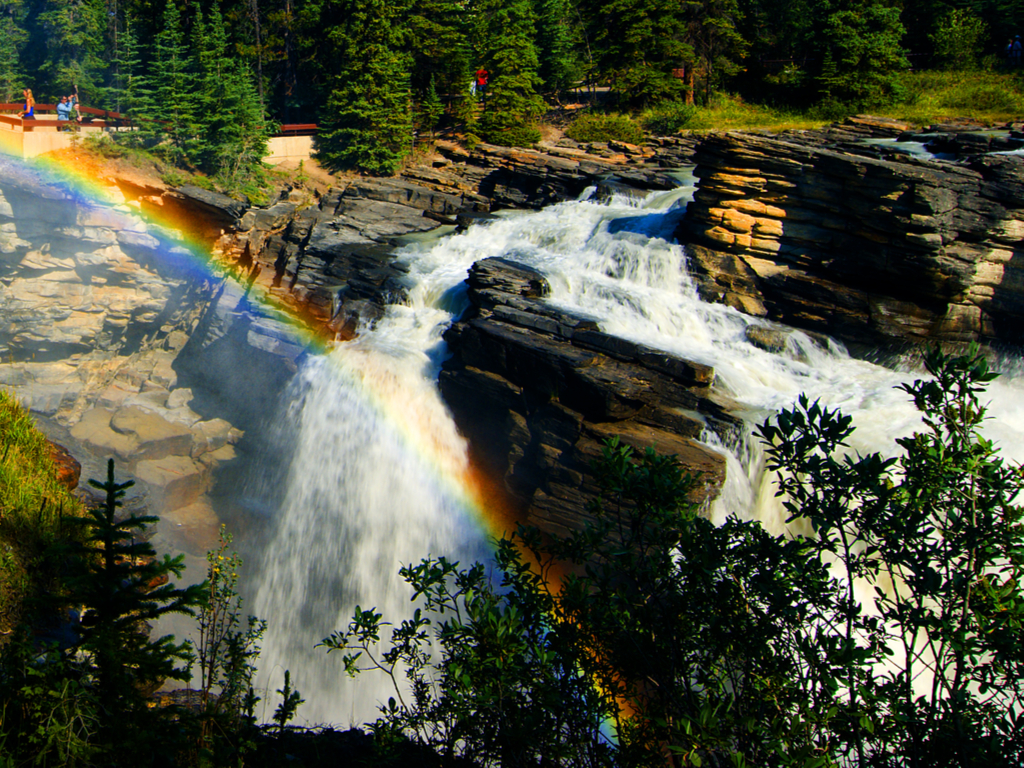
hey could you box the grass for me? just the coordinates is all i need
[0,390,86,640]
[880,69,1024,125]
[570,69,1024,140]
[675,93,828,132]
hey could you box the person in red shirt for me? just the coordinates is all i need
[475,68,489,102]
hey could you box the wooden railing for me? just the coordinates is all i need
[0,103,316,137]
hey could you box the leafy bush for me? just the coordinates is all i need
[931,8,987,71]
[479,123,541,148]
[641,101,698,135]
[324,346,1024,767]
[564,113,645,144]
[759,344,1024,764]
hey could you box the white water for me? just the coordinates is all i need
[246,177,1024,727]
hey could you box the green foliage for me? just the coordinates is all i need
[325,346,1024,767]
[587,0,692,107]
[0,390,85,637]
[814,0,908,108]
[315,0,414,175]
[406,0,471,113]
[537,0,586,98]
[931,9,987,71]
[320,550,615,767]
[418,74,444,139]
[758,344,1024,764]
[192,526,267,763]
[33,0,106,102]
[0,0,26,103]
[640,101,698,134]
[0,637,101,767]
[109,15,149,124]
[148,0,198,162]
[67,459,205,721]
[564,112,645,143]
[272,670,304,733]
[475,0,547,147]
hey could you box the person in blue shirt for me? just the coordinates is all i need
[20,89,34,119]
[56,95,71,123]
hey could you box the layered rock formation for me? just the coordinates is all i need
[439,258,737,536]
[680,128,1024,350]
[0,158,265,555]
[219,139,687,339]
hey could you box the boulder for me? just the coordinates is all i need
[134,455,209,512]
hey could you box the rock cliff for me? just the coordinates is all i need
[679,129,1024,351]
[438,257,736,536]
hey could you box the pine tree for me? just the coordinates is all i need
[110,14,150,125]
[814,0,907,108]
[536,0,584,100]
[406,0,471,112]
[474,0,546,147]
[584,0,692,107]
[419,73,444,139]
[149,0,198,162]
[33,0,107,102]
[0,0,26,102]
[316,0,414,175]
[684,0,746,105]
[68,459,205,719]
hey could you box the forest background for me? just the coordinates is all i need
[2,0,1024,183]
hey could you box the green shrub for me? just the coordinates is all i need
[479,123,541,148]
[564,112,645,144]
[641,101,698,135]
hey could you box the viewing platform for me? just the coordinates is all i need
[0,103,316,164]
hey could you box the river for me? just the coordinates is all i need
[236,175,1024,726]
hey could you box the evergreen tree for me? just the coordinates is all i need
[475,0,546,146]
[0,0,26,102]
[149,0,197,161]
[68,459,205,720]
[684,0,746,105]
[406,0,471,112]
[536,0,585,100]
[33,0,107,101]
[813,0,907,108]
[110,14,149,122]
[419,73,444,138]
[316,0,413,176]
[584,0,691,107]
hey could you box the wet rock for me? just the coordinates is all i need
[744,324,790,353]
[440,257,739,537]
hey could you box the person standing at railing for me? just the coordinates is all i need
[56,95,71,125]
[20,89,34,119]
[68,93,81,125]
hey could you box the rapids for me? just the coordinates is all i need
[241,177,1024,727]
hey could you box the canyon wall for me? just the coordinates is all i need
[680,129,1024,351]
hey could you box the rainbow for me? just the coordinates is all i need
[0,148,513,546]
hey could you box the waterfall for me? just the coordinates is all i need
[244,179,1024,727]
